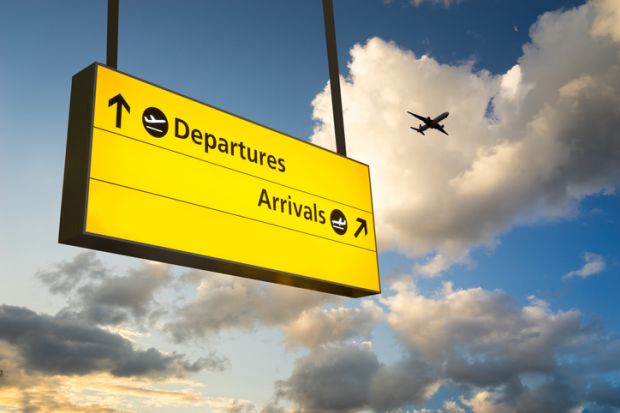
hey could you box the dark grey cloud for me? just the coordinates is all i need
[166,271,335,342]
[0,305,226,378]
[277,346,380,413]
[590,380,620,410]
[85,266,170,314]
[37,251,108,294]
[66,262,171,325]
[506,377,584,413]
[369,359,440,411]
[39,253,171,326]
[444,356,518,388]
[459,375,585,413]
[276,345,439,413]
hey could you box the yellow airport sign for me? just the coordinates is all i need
[59,63,380,297]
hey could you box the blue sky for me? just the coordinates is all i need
[1,1,620,412]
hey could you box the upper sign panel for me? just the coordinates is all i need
[60,63,380,297]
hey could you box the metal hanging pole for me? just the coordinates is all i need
[322,0,347,157]
[107,0,119,68]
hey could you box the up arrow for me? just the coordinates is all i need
[354,218,368,238]
[108,93,130,128]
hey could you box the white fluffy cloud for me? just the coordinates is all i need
[383,280,586,380]
[310,0,620,274]
[282,300,383,349]
[591,0,620,42]
[271,275,620,412]
[377,279,620,412]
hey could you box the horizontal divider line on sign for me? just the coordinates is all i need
[94,126,372,214]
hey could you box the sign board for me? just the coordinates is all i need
[60,63,380,297]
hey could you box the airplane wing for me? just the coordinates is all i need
[437,125,449,136]
[407,111,429,123]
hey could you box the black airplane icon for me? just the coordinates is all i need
[408,111,449,136]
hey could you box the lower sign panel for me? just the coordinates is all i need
[59,63,380,297]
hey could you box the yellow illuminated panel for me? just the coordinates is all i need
[60,63,380,297]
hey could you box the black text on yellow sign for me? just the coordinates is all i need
[59,63,380,297]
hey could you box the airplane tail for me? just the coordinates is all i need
[410,126,425,135]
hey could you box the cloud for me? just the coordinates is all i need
[0,372,219,413]
[461,378,585,413]
[369,358,441,411]
[282,300,383,349]
[414,249,474,277]
[39,253,172,326]
[405,0,463,7]
[370,279,620,411]
[310,0,620,274]
[270,247,620,412]
[383,280,588,381]
[222,399,260,413]
[0,305,226,379]
[37,251,109,294]
[396,403,466,413]
[563,252,606,280]
[591,0,620,42]
[275,345,439,413]
[589,379,620,410]
[0,384,128,413]
[276,345,380,413]
[64,261,172,326]
[166,270,336,342]
[269,275,616,413]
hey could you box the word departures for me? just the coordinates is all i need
[59,63,380,297]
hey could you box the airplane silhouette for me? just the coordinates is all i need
[408,111,449,136]
[144,114,167,134]
[331,217,347,230]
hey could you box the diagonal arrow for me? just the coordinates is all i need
[354,218,368,238]
[108,93,130,128]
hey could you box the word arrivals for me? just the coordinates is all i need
[257,188,326,224]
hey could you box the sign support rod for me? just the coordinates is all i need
[322,0,347,157]
[106,0,119,69]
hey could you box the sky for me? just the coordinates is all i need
[1,0,620,412]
